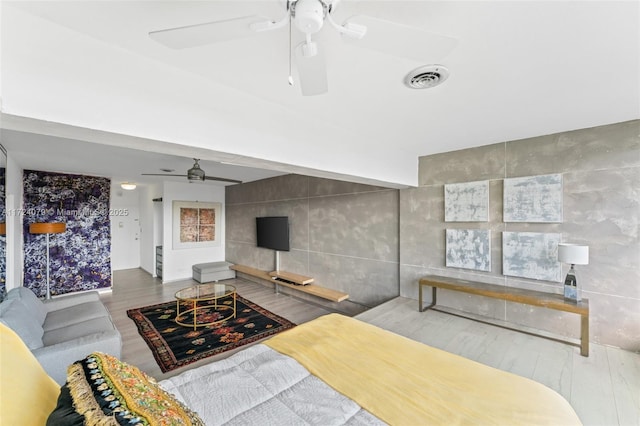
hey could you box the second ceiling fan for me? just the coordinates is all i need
[149,0,457,96]
[142,159,242,184]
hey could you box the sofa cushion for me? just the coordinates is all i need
[59,352,204,425]
[0,323,59,425]
[43,290,100,312]
[42,301,110,332]
[42,316,116,346]
[0,299,45,349]
[7,286,47,325]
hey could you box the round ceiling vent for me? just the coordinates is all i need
[404,65,449,89]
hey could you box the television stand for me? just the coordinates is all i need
[230,265,348,303]
[269,270,314,286]
[273,276,307,286]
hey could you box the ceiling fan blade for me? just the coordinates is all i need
[149,15,270,49]
[341,15,458,62]
[204,176,243,184]
[141,173,241,184]
[295,42,328,96]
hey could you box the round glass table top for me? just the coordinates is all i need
[175,283,236,301]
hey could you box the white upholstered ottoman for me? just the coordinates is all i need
[192,261,236,283]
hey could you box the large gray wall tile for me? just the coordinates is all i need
[506,120,640,177]
[226,174,308,204]
[419,142,505,186]
[309,190,398,262]
[308,176,391,197]
[310,252,398,306]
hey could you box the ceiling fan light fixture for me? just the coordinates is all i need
[292,0,327,34]
[187,159,206,182]
[404,65,449,89]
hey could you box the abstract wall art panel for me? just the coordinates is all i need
[445,229,491,272]
[502,231,562,282]
[172,201,221,249]
[444,180,489,222]
[503,174,563,222]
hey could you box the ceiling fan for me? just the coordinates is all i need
[142,158,242,184]
[149,0,457,96]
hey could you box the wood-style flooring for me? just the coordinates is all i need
[102,269,639,426]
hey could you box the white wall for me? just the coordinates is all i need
[5,153,23,289]
[162,181,225,283]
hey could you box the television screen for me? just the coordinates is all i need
[256,216,290,252]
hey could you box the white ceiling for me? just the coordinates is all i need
[1,1,638,187]
[0,128,287,187]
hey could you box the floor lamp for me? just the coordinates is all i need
[29,222,66,299]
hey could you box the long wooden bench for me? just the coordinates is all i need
[419,275,590,356]
[231,264,349,303]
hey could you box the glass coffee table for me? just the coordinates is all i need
[174,283,236,330]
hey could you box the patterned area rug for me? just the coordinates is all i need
[126,295,295,372]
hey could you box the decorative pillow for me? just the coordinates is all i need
[48,352,204,425]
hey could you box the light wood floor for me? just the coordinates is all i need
[102,269,639,426]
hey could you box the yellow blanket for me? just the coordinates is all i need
[0,323,60,425]
[265,314,581,425]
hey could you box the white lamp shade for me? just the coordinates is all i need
[558,243,589,265]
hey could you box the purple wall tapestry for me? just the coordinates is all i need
[0,166,6,299]
[23,170,111,297]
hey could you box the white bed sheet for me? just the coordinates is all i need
[159,344,385,426]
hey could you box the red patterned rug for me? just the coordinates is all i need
[126,295,295,372]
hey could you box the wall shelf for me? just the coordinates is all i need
[231,264,348,303]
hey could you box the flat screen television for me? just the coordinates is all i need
[256,216,290,252]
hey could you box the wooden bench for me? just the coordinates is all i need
[231,264,349,303]
[419,275,590,356]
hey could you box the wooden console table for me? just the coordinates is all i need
[418,275,590,356]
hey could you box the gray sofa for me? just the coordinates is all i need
[0,286,121,384]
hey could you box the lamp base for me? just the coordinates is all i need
[563,265,581,303]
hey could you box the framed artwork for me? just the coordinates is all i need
[503,174,563,223]
[502,232,562,282]
[444,180,489,222]
[172,201,221,249]
[445,229,491,272]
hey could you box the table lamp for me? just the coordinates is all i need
[29,222,66,299]
[558,243,589,303]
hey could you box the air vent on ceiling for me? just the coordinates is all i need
[404,65,449,89]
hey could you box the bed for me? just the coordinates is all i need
[161,314,581,425]
[2,313,582,425]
